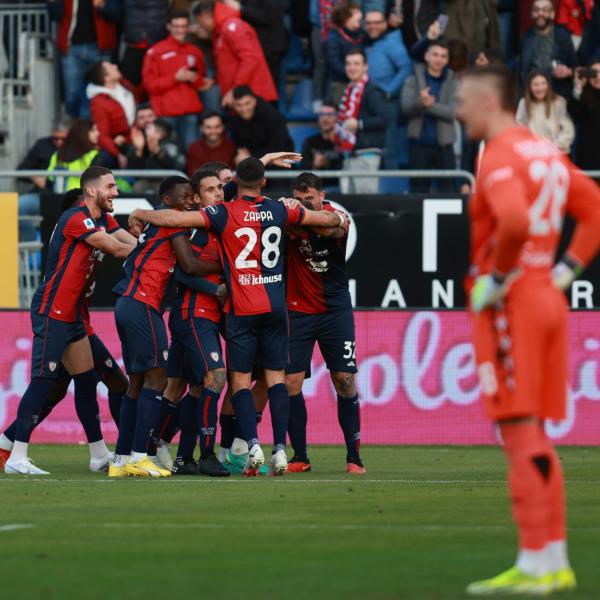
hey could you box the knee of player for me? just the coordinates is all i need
[332,372,356,397]
[105,371,129,396]
[285,373,304,396]
[144,368,167,393]
[206,368,226,393]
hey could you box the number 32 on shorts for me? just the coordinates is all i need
[343,341,356,360]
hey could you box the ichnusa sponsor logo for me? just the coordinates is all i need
[238,273,282,286]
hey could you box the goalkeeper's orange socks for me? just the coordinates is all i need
[500,421,570,575]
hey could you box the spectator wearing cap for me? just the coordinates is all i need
[520,0,577,99]
[192,1,278,108]
[364,9,411,169]
[86,60,138,169]
[119,0,169,87]
[335,48,388,194]
[326,2,365,105]
[401,39,458,192]
[48,0,119,118]
[142,10,212,151]
[186,111,237,175]
[229,85,293,161]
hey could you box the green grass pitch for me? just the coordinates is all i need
[0,445,599,600]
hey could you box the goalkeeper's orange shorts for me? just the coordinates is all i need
[471,280,568,422]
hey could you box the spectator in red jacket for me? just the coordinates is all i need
[557,0,593,47]
[86,60,138,168]
[191,1,278,108]
[186,111,237,175]
[48,0,118,118]
[142,10,213,150]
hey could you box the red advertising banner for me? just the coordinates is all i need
[0,311,599,445]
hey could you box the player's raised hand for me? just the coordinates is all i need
[128,210,144,234]
[216,283,228,305]
[260,152,302,168]
[280,197,302,209]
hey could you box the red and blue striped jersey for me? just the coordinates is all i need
[203,195,305,316]
[32,205,120,322]
[113,206,188,312]
[286,202,352,314]
[172,228,222,323]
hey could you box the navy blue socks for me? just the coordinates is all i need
[115,395,137,456]
[132,388,162,454]
[176,393,198,460]
[73,370,102,443]
[337,394,361,462]
[231,388,258,448]
[14,378,55,442]
[198,388,219,458]
[108,392,123,428]
[268,383,289,453]
[219,413,236,450]
[288,392,308,460]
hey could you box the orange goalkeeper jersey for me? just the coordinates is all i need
[468,126,600,293]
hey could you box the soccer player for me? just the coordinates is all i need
[109,176,222,478]
[458,65,600,595]
[128,157,345,474]
[285,172,365,474]
[0,188,131,472]
[164,167,229,476]
[4,166,134,475]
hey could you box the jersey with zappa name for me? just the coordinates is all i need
[468,126,600,293]
[203,195,305,316]
[113,205,188,312]
[286,202,352,314]
[172,227,222,323]
[32,205,119,322]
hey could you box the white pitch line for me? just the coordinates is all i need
[0,524,34,532]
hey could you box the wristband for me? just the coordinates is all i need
[561,254,583,277]
[336,212,345,227]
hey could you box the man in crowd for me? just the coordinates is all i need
[134,103,157,130]
[401,39,458,192]
[142,11,212,150]
[520,0,577,99]
[186,111,237,176]
[86,60,137,169]
[300,103,343,172]
[285,172,365,475]
[48,0,118,117]
[191,1,278,107]
[335,48,388,194]
[364,9,412,169]
[230,86,294,161]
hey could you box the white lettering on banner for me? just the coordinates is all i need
[356,355,399,406]
[381,279,407,308]
[422,199,463,272]
[571,281,593,309]
[432,279,454,308]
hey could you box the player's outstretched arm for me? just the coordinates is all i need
[301,207,345,230]
[85,231,134,258]
[260,152,303,169]
[310,210,350,239]
[128,208,208,231]
[171,235,223,277]
[174,266,221,295]
[111,228,137,246]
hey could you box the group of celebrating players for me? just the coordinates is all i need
[0,151,364,480]
[2,64,600,596]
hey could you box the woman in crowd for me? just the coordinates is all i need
[517,70,575,154]
[47,119,101,192]
[568,62,600,171]
[325,1,364,104]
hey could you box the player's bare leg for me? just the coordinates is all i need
[331,371,365,474]
[285,371,311,472]
[263,369,290,475]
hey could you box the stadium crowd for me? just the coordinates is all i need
[15,0,600,233]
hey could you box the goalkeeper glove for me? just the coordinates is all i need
[470,271,509,313]
[552,255,583,291]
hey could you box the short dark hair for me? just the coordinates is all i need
[153,118,172,138]
[291,172,323,193]
[190,168,220,193]
[85,60,107,86]
[60,188,83,213]
[464,64,518,112]
[320,101,338,112]
[345,47,366,62]
[159,175,190,199]
[332,1,361,27]
[233,85,254,100]
[80,166,112,191]
[236,157,265,187]
[427,38,449,52]
[200,110,223,124]
[168,9,189,22]
[191,0,213,17]
[202,161,231,174]
[136,102,153,113]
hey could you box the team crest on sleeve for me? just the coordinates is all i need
[163,350,169,361]
[206,205,219,215]
[104,358,113,369]
[83,218,95,230]
[210,352,219,362]
[48,361,57,372]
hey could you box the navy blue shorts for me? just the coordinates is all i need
[89,333,121,380]
[225,308,288,373]
[115,296,169,374]
[167,313,224,384]
[287,309,357,375]
[30,311,87,379]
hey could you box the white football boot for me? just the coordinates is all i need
[247,443,265,470]
[155,443,173,471]
[90,452,113,472]
[270,449,288,475]
[5,457,50,475]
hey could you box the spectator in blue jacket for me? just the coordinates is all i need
[365,9,412,169]
[520,0,577,99]
[326,1,365,104]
